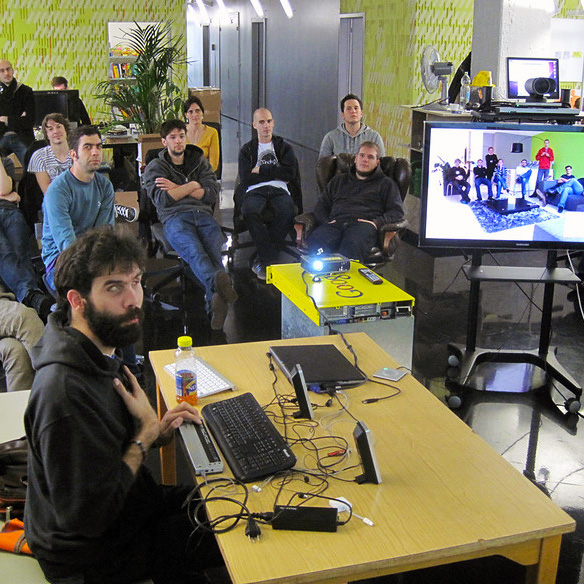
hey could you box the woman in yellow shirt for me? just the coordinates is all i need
[183,96,220,173]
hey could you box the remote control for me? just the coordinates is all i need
[358,268,383,285]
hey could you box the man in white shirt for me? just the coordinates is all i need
[27,113,72,193]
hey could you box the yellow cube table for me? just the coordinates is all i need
[267,261,415,368]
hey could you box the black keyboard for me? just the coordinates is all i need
[201,392,296,482]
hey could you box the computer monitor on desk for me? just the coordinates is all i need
[507,57,560,101]
[33,90,81,126]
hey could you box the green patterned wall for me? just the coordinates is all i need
[340,0,474,157]
[0,1,187,123]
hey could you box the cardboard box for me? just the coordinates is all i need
[188,87,221,123]
[138,134,164,165]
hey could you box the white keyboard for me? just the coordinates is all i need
[164,357,236,398]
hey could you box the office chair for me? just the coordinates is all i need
[294,153,410,268]
[227,158,304,269]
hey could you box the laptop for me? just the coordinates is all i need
[269,344,366,389]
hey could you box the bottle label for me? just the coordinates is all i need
[176,369,197,398]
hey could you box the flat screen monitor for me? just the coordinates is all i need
[507,57,559,100]
[419,121,584,251]
[33,90,80,126]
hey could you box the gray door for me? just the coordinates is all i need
[219,12,241,121]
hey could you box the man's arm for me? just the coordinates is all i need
[0,157,14,195]
[43,178,77,252]
[319,132,334,158]
[255,141,297,183]
[312,180,335,224]
[373,178,405,228]
[95,178,115,227]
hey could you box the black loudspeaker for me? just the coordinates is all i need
[561,88,572,107]
[353,421,382,484]
[290,364,314,420]
[469,85,493,111]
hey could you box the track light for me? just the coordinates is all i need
[279,0,294,18]
[250,0,264,18]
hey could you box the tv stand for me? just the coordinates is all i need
[447,250,582,414]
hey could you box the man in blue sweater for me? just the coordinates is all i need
[41,125,114,289]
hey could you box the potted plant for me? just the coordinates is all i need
[95,22,186,135]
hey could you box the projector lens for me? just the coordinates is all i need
[313,260,324,272]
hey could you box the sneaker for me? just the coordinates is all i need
[251,261,267,281]
[557,205,564,213]
[210,293,228,330]
[114,204,138,222]
[460,199,469,205]
[214,271,238,303]
[23,289,53,323]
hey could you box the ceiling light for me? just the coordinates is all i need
[196,0,211,24]
[250,0,264,18]
[279,0,294,18]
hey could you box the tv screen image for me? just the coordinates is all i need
[419,122,584,250]
[507,57,560,100]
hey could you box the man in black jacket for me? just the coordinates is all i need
[25,227,220,583]
[306,142,403,263]
[236,108,302,280]
[143,119,237,330]
[0,60,34,164]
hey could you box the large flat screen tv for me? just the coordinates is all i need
[507,57,560,100]
[419,121,584,250]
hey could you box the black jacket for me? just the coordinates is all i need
[235,134,303,215]
[313,164,404,229]
[0,79,35,143]
[24,310,162,567]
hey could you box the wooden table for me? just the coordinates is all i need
[149,333,575,584]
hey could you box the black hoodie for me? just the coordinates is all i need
[24,310,162,567]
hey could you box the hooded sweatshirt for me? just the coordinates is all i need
[313,164,403,229]
[319,123,385,158]
[24,310,162,567]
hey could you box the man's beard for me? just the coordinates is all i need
[84,299,144,348]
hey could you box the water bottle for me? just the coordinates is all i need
[175,336,198,405]
[460,71,471,110]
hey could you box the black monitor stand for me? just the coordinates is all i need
[447,250,582,414]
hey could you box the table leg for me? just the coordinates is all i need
[156,380,176,484]
[525,535,562,584]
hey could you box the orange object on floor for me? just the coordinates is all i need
[0,518,33,555]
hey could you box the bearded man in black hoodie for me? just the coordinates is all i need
[24,226,222,584]
[307,141,404,263]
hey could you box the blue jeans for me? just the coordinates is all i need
[0,133,28,165]
[516,169,532,196]
[0,206,39,301]
[241,186,295,265]
[163,211,225,307]
[556,178,584,209]
[307,220,378,263]
[494,176,508,197]
[536,168,551,193]
[474,177,492,199]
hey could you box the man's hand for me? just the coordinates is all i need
[158,401,202,446]
[113,367,160,447]
[0,116,7,124]
[358,219,377,229]
[0,191,19,203]
[155,177,179,192]
[251,166,260,174]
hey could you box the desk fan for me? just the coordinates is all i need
[420,45,454,110]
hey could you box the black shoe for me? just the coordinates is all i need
[23,289,53,323]
[114,204,138,222]
[214,271,238,303]
[210,293,228,330]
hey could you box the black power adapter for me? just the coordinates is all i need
[271,505,338,532]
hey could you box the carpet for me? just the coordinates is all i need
[468,201,557,234]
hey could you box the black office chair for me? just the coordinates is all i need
[294,153,410,268]
[204,121,222,180]
[227,158,304,269]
